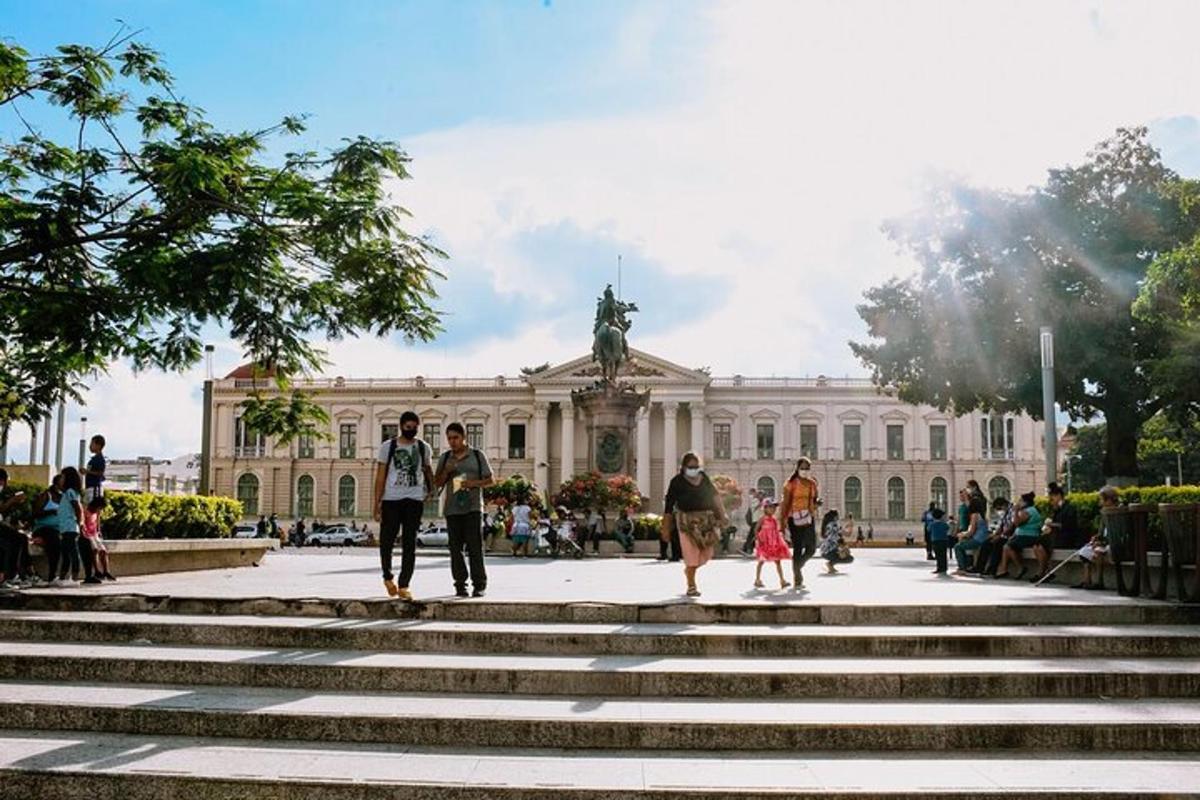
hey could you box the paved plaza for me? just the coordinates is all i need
[23,546,1174,608]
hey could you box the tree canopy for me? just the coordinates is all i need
[852,128,1200,481]
[0,31,445,445]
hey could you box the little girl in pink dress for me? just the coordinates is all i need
[753,498,791,589]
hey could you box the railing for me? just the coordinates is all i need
[228,376,524,390]
[233,446,266,458]
[709,376,879,389]
[981,449,1015,460]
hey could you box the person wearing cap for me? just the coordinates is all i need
[778,457,819,588]
[1035,482,1080,584]
[752,497,791,590]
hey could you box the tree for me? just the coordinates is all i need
[0,31,445,446]
[852,129,1198,483]
[1065,416,1200,490]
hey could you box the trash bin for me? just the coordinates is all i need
[1102,504,1151,597]
[1159,503,1199,603]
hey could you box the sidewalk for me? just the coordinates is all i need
[22,547,1173,608]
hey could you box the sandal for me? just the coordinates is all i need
[686,586,701,597]
[780,580,791,589]
[753,580,764,588]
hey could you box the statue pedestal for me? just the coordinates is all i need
[571,381,649,477]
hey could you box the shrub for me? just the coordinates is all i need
[484,475,545,512]
[1033,484,1200,540]
[631,513,663,540]
[101,491,242,540]
[552,471,643,513]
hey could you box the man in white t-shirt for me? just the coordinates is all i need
[373,411,434,600]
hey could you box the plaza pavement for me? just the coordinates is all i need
[24,545,1173,609]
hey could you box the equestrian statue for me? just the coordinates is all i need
[591,284,638,385]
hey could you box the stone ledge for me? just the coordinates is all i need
[33,538,275,578]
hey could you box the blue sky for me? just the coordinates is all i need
[5,1,1200,458]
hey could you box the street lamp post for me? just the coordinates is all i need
[78,416,88,470]
[1040,327,1057,486]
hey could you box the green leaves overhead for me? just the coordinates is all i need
[0,30,446,443]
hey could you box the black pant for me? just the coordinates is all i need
[924,525,933,558]
[447,512,486,591]
[741,524,757,554]
[0,523,29,580]
[58,531,81,580]
[789,522,816,580]
[979,537,1009,575]
[588,526,604,552]
[932,539,949,573]
[78,536,96,579]
[660,527,682,561]
[35,527,61,581]
[379,499,424,586]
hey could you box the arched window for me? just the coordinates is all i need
[296,475,314,518]
[756,476,776,500]
[843,476,863,519]
[988,475,1012,501]
[887,476,906,520]
[337,475,356,517]
[236,473,260,516]
[930,477,948,511]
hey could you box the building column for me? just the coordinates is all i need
[41,417,51,466]
[560,402,575,486]
[636,406,651,498]
[689,402,704,461]
[28,422,37,464]
[533,402,549,494]
[662,401,679,492]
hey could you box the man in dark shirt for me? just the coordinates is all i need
[84,435,106,505]
[1035,483,1079,583]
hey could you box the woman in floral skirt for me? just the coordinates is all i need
[662,452,730,597]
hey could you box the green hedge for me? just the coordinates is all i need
[1034,485,1200,539]
[2,483,241,539]
[102,492,243,540]
[631,513,663,540]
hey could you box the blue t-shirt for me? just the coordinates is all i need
[57,488,81,533]
[86,453,106,489]
[929,519,950,542]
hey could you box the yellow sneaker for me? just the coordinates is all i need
[383,579,399,598]
[396,586,413,601]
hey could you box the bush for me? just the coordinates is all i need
[484,475,545,512]
[101,491,242,540]
[1033,484,1200,539]
[631,513,663,540]
[552,471,643,513]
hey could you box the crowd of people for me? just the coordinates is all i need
[922,478,1110,589]
[0,435,116,589]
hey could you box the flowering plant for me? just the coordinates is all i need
[483,475,545,512]
[552,471,643,513]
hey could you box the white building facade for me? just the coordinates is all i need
[207,349,1047,522]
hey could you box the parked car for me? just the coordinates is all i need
[232,523,258,539]
[416,523,449,548]
[307,526,372,547]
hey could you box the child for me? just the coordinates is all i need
[84,434,106,507]
[80,496,115,583]
[57,467,84,582]
[928,506,950,574]
[819,509,853,574]
[753,498,791,589]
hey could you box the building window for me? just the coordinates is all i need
[713,424,732,460]
[843,476,863,519]
[296,475,314,518]
[423,423,441,457]
[234,417,265,458]
[381,423,398,442]
[843,424,861,460]
[887,476,906,520]
[508,424,526,459]
[339,424,357,459]
[466,423,485,450]
[297,431,315,459]
[988,475,1012,501]
[929,425,947,461]
[886,425,905,461]
[799,424,818,459]
[236,473,259,516]
[337,474,356,516]
[756,424,775,460]
[930,476,948,511]
[756,475,776,499]
[981,414,1014,460]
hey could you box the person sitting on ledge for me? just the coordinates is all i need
[1075,485,1117,590]
[991,492,1042,580]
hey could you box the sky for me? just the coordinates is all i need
[5,0,1200,460]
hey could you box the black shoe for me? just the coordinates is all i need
[102,572,116,582]
[82,576,103,585]
[1086,583,1106,591]
[1014,567,1028,580]
[472,588,486,598]
[455,587,469,597]
[926,554,935,560]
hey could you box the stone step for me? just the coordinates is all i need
[4,590,1198,625]
[3,610,1200,658]
[1,729,1198,798]
[6,681,1200,752]
[2,640,1198,698]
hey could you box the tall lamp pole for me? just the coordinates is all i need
[1040,327,1057,486]
[78,416,88,470]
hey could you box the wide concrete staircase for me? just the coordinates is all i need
[0,593,1198,798]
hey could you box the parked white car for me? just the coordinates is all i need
[307,526,372,547]
[416,524,449,547]
[232,523,259,539]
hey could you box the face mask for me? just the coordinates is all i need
[684,467,701,479]
[401,427,418,439]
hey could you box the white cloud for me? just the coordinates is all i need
[11,0,1200,461]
